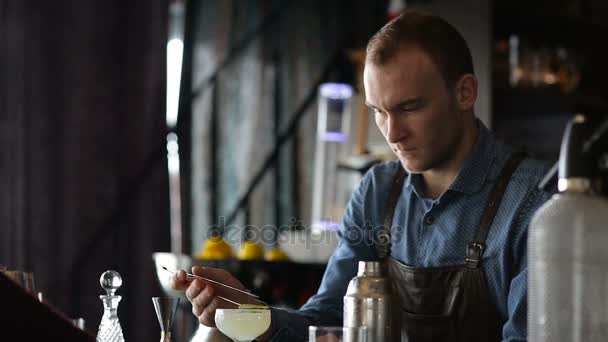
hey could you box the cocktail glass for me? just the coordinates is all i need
[214,309,271,342]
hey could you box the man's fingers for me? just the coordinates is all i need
[190,266,255,303]
[200,297,220,327]
[170,269,190,291]
[190,281,215,319]
[176,269,188,282]
[185,279,205,302]
[192,300,203,318]
[181,266,255,327]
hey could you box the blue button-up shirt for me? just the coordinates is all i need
[269,121,553,341]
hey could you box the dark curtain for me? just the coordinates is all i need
[1,1,170,341]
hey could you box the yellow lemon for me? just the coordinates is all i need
[264,248,289,262]
[195,237,233,259]
[237,241,264,260]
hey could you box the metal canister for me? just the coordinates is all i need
[528,114,608,341]
[343,261,391,342]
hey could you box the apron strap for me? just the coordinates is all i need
[377,152,526,264]
[377,166,407,260]
[465,152,526,268]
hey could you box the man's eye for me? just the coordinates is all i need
[402,102,424,112]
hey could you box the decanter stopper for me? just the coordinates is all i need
[99,270,122,296]
[96,270,125,342]
[100,270,122,296]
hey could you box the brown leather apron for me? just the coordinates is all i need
[377,153,524,341]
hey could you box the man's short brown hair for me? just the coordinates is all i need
[366,10,474,87]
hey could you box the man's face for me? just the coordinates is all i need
[363,47,466,173]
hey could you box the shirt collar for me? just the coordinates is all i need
[404,119,496,196]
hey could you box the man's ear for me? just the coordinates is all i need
[454,74,478,112]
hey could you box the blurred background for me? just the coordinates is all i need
[1,0,607,341]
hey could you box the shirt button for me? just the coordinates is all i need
[424,215,434,225]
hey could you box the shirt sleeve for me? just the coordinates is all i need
[267,170,378,341]
[502,264,528,342]
[502,187,553,342]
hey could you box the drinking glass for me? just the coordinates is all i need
[214,309,271,342]
[309,326,367,342]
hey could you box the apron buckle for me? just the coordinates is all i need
[465,242,485,268]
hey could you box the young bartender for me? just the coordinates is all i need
[173,10,552,341]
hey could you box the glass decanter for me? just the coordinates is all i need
[96,270,125,342]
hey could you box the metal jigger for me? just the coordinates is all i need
[152,297,180,342]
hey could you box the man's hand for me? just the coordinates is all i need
[170,266,261,327]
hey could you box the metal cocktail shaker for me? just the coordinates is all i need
[343,261,391,342]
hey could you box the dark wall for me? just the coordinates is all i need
[492,0,608,160]
[1,1,170,340]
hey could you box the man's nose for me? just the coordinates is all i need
[386,114,407,144]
